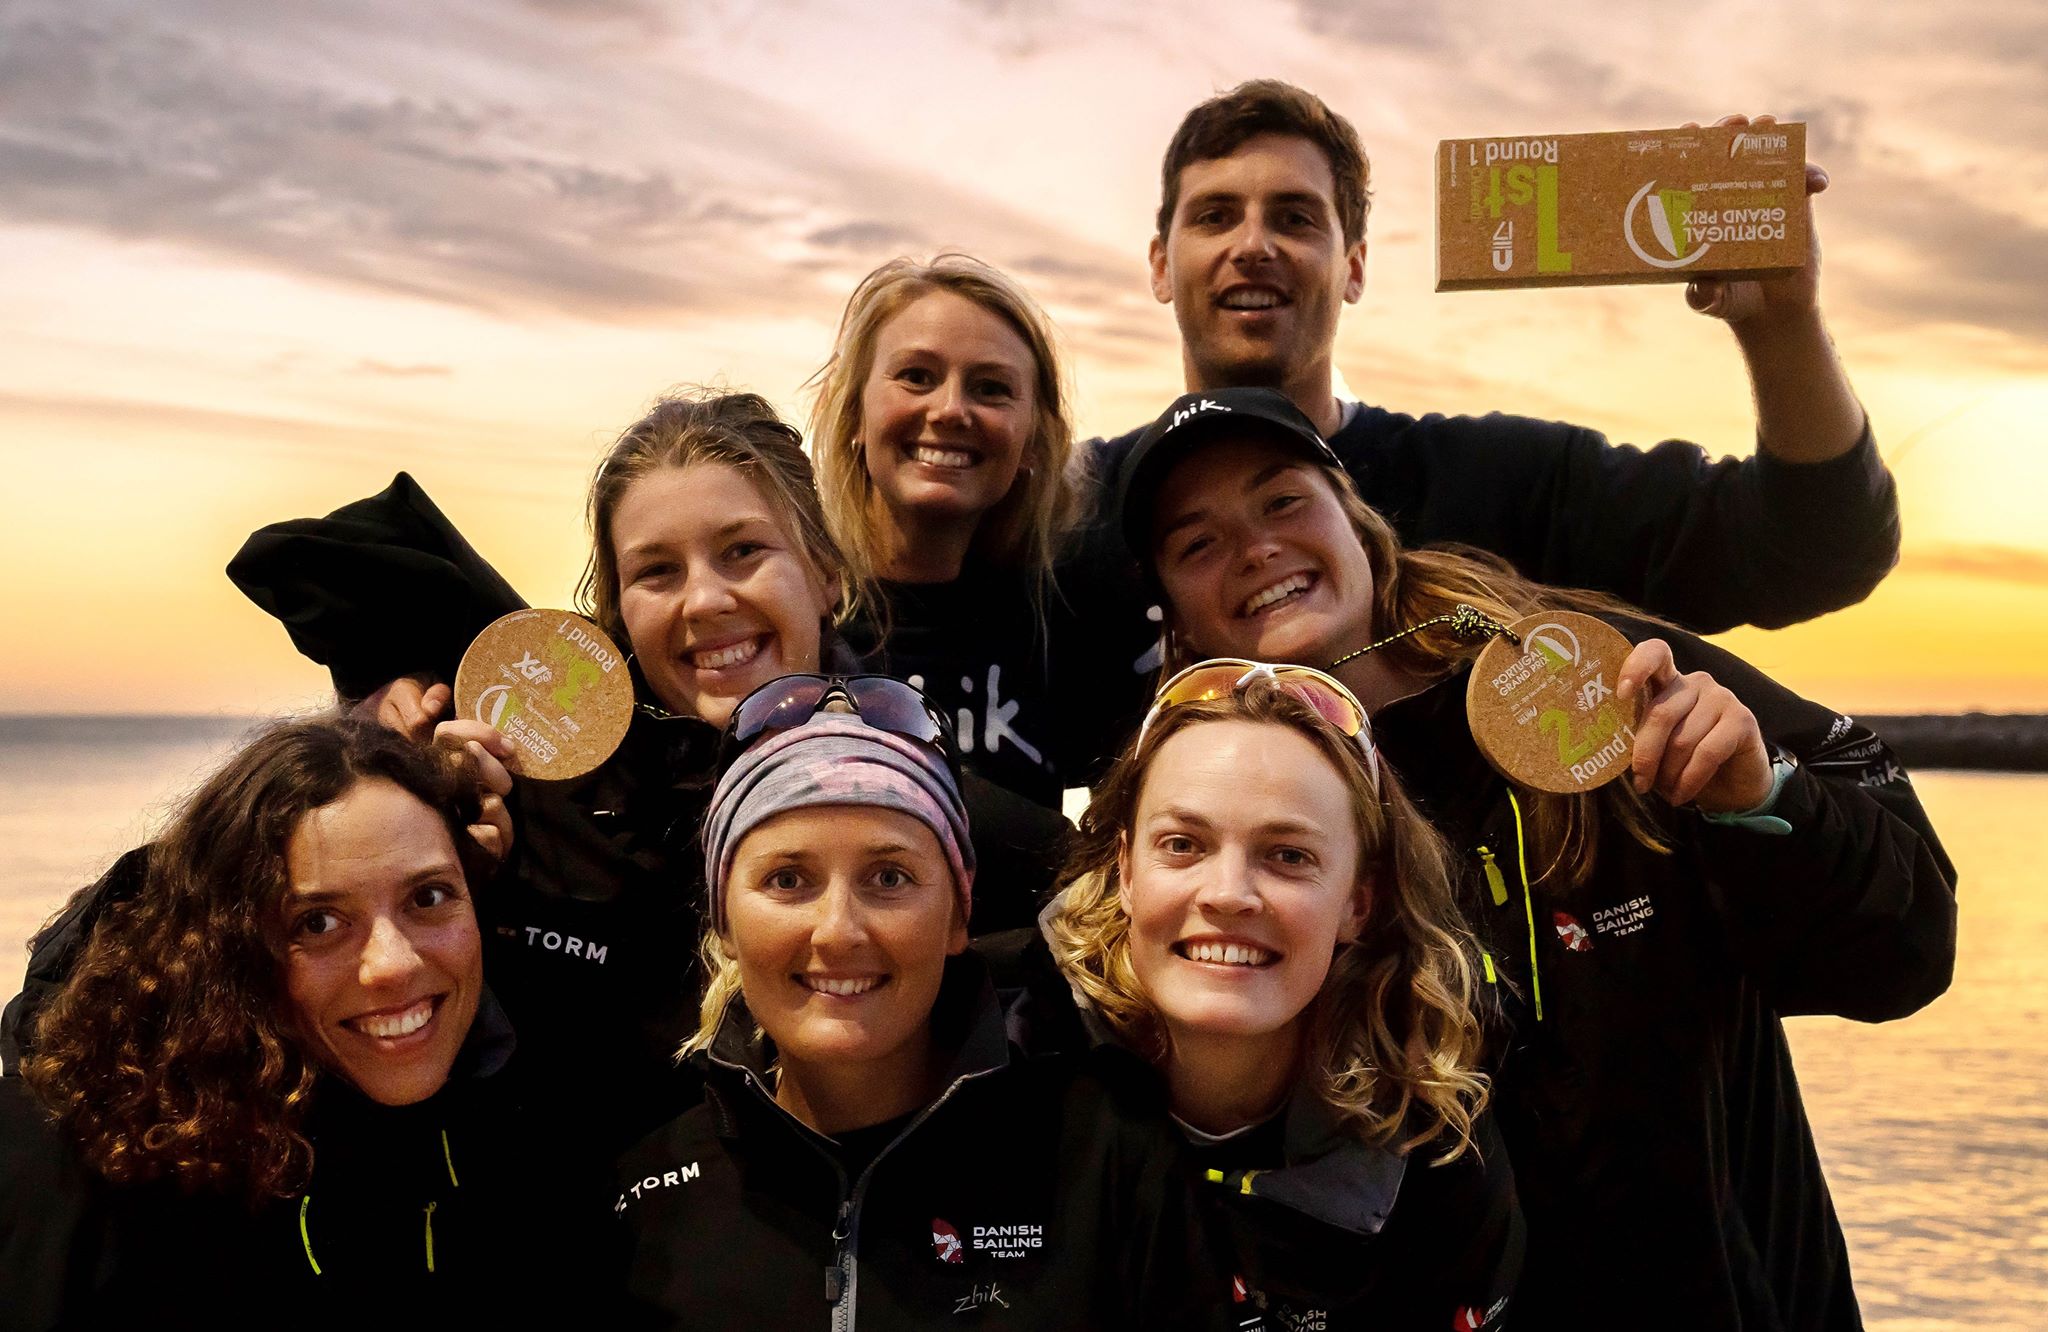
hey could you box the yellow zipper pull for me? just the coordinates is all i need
[1477,846,1508,906]
[423,1199,438,1274]
[1481,951,1498,985]
[298,1194,321,1276]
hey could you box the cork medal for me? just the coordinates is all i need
[454,610,633,781]
[1465,611,1641,793]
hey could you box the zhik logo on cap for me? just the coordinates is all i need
[1168,397,1228,430]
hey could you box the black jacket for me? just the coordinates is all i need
[1185,1091,1521,1332]
[480,704,723,1151]
[1,847,148,1077]
[0,997,604,1329]
[1371,616,1956,1329]
[613,956,1233,1330]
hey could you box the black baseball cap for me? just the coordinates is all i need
[1115,387,1341,568]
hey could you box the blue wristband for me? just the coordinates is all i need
[1701,753,1797,835]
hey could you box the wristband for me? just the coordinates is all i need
[1701,752,1797,835]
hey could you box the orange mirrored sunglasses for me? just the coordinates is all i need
[1138,658,1379,789]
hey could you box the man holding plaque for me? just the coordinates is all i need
[1086,80,1891,637]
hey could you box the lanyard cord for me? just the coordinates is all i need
[1328,603,1520,671]
[1508,788,1543,1022]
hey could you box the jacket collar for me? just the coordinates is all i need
[1251,1093,1407,1237]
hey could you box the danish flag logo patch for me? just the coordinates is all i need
[932,1217,964,1264]
[1553,911,1593,952]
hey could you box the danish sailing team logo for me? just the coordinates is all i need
[1623,180,1711,270]
[932,1218,964,1264]
[1553,911,1594,953]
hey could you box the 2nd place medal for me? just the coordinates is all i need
[1466,610,1641,793]
[454,610,633,781]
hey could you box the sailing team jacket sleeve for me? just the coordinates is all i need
[1322,408,1900,635]
[1634,620,1958,1023]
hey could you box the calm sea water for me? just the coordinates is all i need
[1,717,2042,1323]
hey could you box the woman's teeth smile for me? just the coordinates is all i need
[345,996,439,1040]
[1176,941,1278,967]
[800,974,888,997]
[912,445,977,470]
[691,636,765,671]
[1241,572,1315,618]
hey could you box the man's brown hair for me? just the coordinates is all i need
[1155,79,1373,246]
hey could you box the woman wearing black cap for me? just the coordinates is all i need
[1111,387,1957,1330]
[614,674,1231,1329]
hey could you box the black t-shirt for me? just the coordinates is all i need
[845,554,1158,809]
[847,566,1070,807]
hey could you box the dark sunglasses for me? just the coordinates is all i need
[724,674,958,771]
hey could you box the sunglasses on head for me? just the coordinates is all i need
[725,674,958,771]
[1140,658,1380,790]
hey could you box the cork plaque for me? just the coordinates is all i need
[454,610,632,781]
[1436,122,1808,290]
[1466,611,1641,793]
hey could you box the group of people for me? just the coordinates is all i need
[0,81,1956,1329]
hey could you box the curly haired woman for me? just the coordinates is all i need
[1048,669,1522,1329]
[0,718,599,1326]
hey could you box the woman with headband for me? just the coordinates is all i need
[1048,663,1523,1329]
[614,674,1230,1329]
[1110,386,1958,1329]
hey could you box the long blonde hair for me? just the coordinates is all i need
[806,254,1082,610]
[1161,462,1672,888]
[1046,679,1489,1160]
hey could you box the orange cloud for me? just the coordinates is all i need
[1905,545,2048,588]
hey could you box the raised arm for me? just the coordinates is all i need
[1322,113,1896,632]
[1686,115,1867,469]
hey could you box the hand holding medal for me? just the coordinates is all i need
[1614,636,1775,813]
[1465,611,1643,794]
[452,609,634,781]
[1463,609,1772,810]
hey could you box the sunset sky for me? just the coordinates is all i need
[4,0,2045,716]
